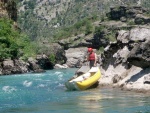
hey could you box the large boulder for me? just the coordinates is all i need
[118,67,150,92]
[129,27,150,41]
[2,59,15,75]
[116,30,129,43]
[135,14,150,24]
[127,28,150,68]
[36,54,53,69]
[65,47,87,68]
[28,57,45,73]
[36,42,67,65]
[1,59,29,75]
[52,43,67,65]
[54,64,68,69]
[14,59,29,73]
[107,5,146,20]
[99,27,150,92]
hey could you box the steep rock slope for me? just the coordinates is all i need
[17,0,150,40]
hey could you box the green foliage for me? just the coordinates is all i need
[0,18,36,60]
[94,25,105,35]
[0,18,19,59]
[94,25,116,42]
[53,26,73,41]
[107,31,116,42]
[127,20,135,25]
[53,18,94,41]
[23,0,35,9]
[17,0,104,41]
[49,54,56,64]
[17,0,150,43]
[27,1,35,9]
[141,1,150,15]
[97,46,104,54]
[34,42,51,55]
[85,20,93,35]
[17,34,36,61]
[74,21,83,29]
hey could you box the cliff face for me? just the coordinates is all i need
[17,0,150,41]
[0,0,17,21]
[63,5,150,92]
[98,6,150,92]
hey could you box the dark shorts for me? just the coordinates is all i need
[89,60,95,68]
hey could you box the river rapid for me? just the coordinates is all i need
[0,68,149,113]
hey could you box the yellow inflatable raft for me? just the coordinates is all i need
[65,67,101,90]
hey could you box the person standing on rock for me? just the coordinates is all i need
[86,47,97,68]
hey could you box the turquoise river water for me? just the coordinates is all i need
[0,68,150,113]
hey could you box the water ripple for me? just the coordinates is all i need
[2,86,17,93]
[37,84,46,88]
[54,71,63,75]
[23,80,32,87]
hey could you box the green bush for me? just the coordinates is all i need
[53,17,95,41]
[0,18,19,59]
[85,20,93,35]
[0,18,36,60]
[94,25,105,35]
[49,54,56,64]
[18,34,36,61]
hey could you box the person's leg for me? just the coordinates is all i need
[89,60,95,68]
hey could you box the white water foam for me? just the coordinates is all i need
[58,74,64,80]
[58,83,64,87]
[35,78,42,81]
[54,71,64,81]
[2,86,17,93]
[54,72,63,75]
[14,73,44,77]
[37,84,46,88]
[23,80,32,87]
[33,73,45,77]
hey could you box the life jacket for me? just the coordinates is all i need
[89,52,95,61]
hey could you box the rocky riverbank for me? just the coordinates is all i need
[62,5,150,93]
[98,6,150,92]
[0,55,49,75]
[99,27,150,93]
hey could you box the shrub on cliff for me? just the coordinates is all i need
[0,18,36,61]
[53,18,94,41]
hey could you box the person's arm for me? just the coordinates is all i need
[83,53,89,62]
[87,55,89,61]
[94,53,97,66]
[86,52,89,61]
